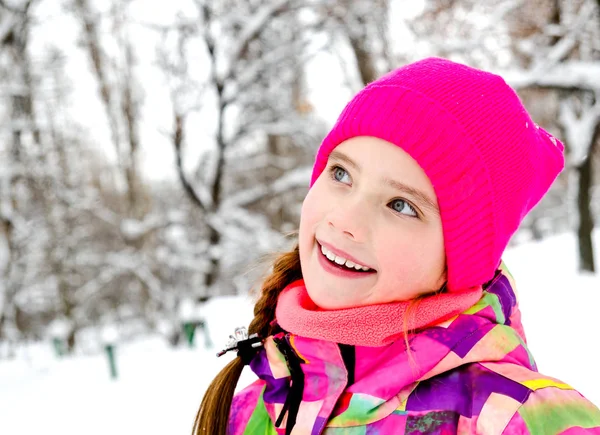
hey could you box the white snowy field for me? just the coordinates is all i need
[0,231,598,435]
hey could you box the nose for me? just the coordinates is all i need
[326,196,370,242]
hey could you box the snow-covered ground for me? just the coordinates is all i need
[0,231,598,435]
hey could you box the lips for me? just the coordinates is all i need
[319,243,372,271]
[317,240,374,268]
[316,240,376,277]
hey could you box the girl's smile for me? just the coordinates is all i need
[316,240,377,279]
[317,239,376,272]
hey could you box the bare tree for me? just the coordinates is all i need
[407,0,599,273]
[502,0,600,272]
[321,0,391,86]
[71,0,148,220]
[155,0,322,297]
[0,0,41,341]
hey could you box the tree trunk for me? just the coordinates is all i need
[576,153,595,272]
[343,5,383,86]
[204,98,227,295]
[0,218,11,340]
[348,32,378,85]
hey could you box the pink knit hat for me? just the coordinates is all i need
[310,57,564,292]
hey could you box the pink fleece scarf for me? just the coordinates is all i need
[275,280,483,347]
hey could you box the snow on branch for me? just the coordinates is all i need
[56,187,121,224]
[503,61,600,91]
[129,265,164,303]
[56,189,186,242]
[0,0,33,15]
[559,91,600,167]
[536,1,596,67]
[222,165,310,208]
[0,10,15,42]
[120,211,186,242]
[227,153,298,173]
[244,119,321,139]
[219,0,292,83]
[216,206,286,252]
[271,165,311,192]
[222,185,268,209]
[227,35,313,100]
[73,266,127,304]
[72,250,167,305]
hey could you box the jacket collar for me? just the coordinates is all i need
[250,264,535,432]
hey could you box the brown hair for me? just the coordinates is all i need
[403,280,447,371]
[192,244,302,435]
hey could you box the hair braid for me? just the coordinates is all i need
[192,244,302,435]
[248,244,302,338]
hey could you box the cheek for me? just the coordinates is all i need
[377,231,445,279]
[378,241,421,276]
[299,185,326,230]
[299,189,322,251]
[299,194,314,236]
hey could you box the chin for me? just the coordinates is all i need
[305,286,355,310]
[305,285,336,309]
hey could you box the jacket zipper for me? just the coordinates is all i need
[273,334,305,435]
[338,343,355,386]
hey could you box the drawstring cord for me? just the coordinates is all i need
[274,334,305,435]
[218,327,306,435]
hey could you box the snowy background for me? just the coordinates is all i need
[1,0,599,434]
[0,232,599,435]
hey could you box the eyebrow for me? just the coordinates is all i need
[329,150,440,215]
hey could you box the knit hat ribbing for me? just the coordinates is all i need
[310,57,564,292]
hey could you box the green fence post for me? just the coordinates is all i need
[49,318,71,358]
[52,337,65,357]
[182,322,196,347]
[104,344,118,380]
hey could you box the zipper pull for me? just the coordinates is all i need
[217,326,263,364]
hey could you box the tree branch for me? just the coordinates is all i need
[173,111,212,211]
[503,61,600,91]
[220,0,292,83]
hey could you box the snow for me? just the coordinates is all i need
[48,318,72,339]
[0,294,257,435]
[503,61,600,91]
[559,94,600,166]
[218,0,292,84]
[222,165,311,209]
[0,231,599,434]
[502,232,600,405]
[2,3,600,432]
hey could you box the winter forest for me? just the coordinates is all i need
[0,0,599,433]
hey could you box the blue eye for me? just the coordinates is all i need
[389,199,418,217]
[330,165,350,184]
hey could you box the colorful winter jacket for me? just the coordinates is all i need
[228,269,600,434]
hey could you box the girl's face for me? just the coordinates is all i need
[299,136,446,309]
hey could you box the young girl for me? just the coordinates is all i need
[193,58,600,434]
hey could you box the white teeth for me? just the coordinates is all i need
[319,243,371,271]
